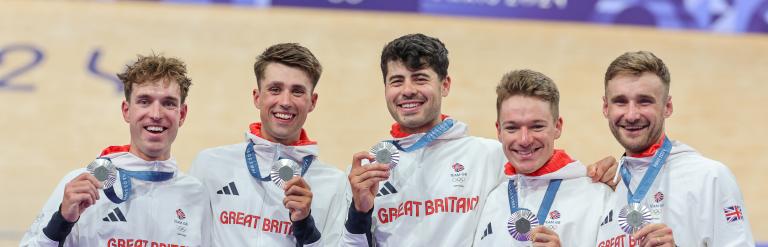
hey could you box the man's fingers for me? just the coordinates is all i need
[285,184,312,197]
[351,169,390,185]
[351,151,375,169]
[283,177,310,191]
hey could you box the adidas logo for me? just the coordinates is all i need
[217,182,239,196]
[102,207,127,222]
[376,181,397,197]
[600,209,613,226]
[480,222,493,240]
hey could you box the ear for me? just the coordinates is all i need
[253,88,261,110]
[309,92,318,113]
[178,103,188,127]
[554,116,563,139]
[663,95,673,118]
[122,101,130,123]
[602,95,609,118]
[441,75,451,97]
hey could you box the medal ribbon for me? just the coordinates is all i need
[507,178,562,224]
[390,119,454,152]
[245,141,314,181]
[103,158,175,204]
[620,136,672,204]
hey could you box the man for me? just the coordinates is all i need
[189,43,346,246]
[473,69,611,246]
[343,33,617,246]
[595,51,754,246]
[21,54,210,246]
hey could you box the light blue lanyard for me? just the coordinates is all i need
[620,136,672,204]
[390,119,454,152]
[103,157,175,204]
[508,178,562,224]
[244,141,314,181]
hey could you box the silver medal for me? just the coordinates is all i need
[507,208,539,241]
[270,158,301,188]
[86,158,117,189]
[618,203,652,234]
[369,142,400,169]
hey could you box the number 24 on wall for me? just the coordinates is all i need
[0,44,123,93]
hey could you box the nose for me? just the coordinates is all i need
[517,127,533,146]
[149,102,161,120]
[402,80,417,97]
[278,91,292,108]
[625,102,641,122]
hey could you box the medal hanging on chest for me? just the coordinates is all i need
[506,177,562,241]
[616,136,672,234]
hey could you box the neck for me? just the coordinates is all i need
[129,147,169,161]
[626,132,666,158]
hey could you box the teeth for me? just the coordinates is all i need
[146,126,163,132]
[274,113,293,120]
[401,103,419,108]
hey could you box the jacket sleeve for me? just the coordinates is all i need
[340,200,374,247]
[20,169,86,247]
[709,163,755,246]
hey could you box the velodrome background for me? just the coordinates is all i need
[1,1,766,245]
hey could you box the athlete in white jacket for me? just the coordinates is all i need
[596,51,754,246]
[474,70,611,246]
[189,124,346,246]
[21,54,211,246]
[188,43,346,246]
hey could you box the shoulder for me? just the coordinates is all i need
[191,142,247,169]
[667,141,733,179]
[195,143,247,159]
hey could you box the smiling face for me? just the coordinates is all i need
[384,60,450,134]
[603,71,672,156]
[254,62,317,145]
[497,96,562,174]
[122,78,187,161]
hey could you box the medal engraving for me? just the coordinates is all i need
[369,142,400,169]
[270,158,301,188]
[86,158,116,189]
[507,208,539,241]
[618,203,652,234]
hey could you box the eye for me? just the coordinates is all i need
[268,87,280,94]
[136,99,150,105]
[292,88,306,97]
[638,98,655,106]
[388,79,403,87]
[504,125,518,133]
[162,100,178,108]
[611,98,628,106]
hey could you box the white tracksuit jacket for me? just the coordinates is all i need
[342,118,507,247]
[189,123,347,247]
[473,150,612,246]
[596,139,754,246]
[21,146,211,247]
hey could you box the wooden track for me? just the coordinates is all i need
[1,1,766,244]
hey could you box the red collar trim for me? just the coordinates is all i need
[100,145,131,156]
[390,114,449,138]
[504,149,573,176]
[629,134,666,158]
[249,122,317,146]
